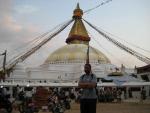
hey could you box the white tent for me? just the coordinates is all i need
[1,81,149,87]
[122,81,150,86]
[103,74,143,86]
[142,82,150,86]
[0,82,78,87]
[97,82,117,87]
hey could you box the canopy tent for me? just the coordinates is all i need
[142,82,150,86]
[1,81,150,87]
[97,82,117,87]
[0,82,78,87]
[103,74,143,86]
[0,81,116,87]
[122,81,150,86]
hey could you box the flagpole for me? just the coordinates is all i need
[3,50,7,76]
[0,50,7,80]
[86,43,89,64]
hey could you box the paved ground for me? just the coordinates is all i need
[11,101,150,113]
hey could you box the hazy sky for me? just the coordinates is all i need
[0,0,150,68]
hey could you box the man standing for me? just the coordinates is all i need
[78,63,97,113]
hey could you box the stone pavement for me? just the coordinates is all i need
[11,100,150,113]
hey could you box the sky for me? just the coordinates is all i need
[0,0,150,68]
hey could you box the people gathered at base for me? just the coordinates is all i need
[0,84,148,113]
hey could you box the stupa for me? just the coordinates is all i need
[10,4,117,83]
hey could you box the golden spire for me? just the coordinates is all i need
[66,3,90,44]
[73,3,83,19]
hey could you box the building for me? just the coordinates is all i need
[136,64,150,82]
[136,64,150,98]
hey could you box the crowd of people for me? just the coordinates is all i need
[0,86,78,113]
[0,87,13,113]
[0,85,148,113]
[97,87,122,103]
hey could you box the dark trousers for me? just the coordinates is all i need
[80,99,97,113]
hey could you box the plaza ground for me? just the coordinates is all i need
[11,99,150,113]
